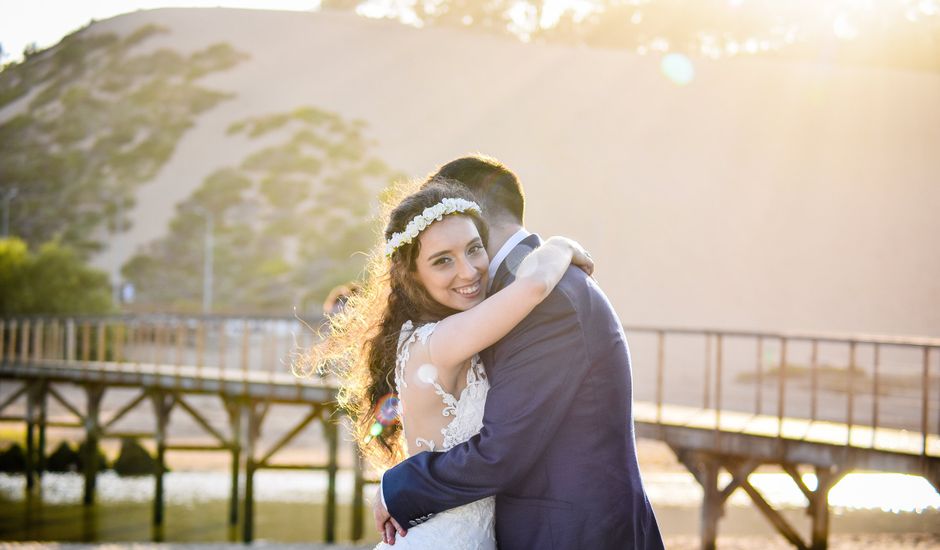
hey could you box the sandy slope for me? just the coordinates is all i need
[62,8,940,336]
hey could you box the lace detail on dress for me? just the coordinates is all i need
[394,320,437,391]
[395,320,489,453]
[376,321,495,550]
[439,354,487,451]
[414,437,437,451]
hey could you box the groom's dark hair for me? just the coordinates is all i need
[424,155,525,224]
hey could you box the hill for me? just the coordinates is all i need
[2,8,938,334]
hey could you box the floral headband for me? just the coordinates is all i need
[385,197,482,257]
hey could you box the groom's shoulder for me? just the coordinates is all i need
[554,266,618,320]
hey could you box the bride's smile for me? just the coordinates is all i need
[414,215,490,311]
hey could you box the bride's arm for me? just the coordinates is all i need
[426,236,592,369]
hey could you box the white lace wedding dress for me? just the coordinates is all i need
[373,320,496,550]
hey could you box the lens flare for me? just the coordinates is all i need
[833,14,859,40]
[375,393,401,426]
[363,393,401,444]
[417,363,438,385]
[660,53,695,85]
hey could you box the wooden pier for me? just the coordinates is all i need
[1,316,938,549]
[627,327,940,550]
[0,315,364,543]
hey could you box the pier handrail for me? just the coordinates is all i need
[623,325,939,460]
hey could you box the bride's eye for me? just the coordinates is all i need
[467,244,483,255]
[433,256,452,266]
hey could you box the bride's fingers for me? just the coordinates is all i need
[573,253,594,276]
[385,521,397,545]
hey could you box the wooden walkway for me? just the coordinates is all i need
[635,401,940,470]
[0,334,354,544]
[1,316,938,550]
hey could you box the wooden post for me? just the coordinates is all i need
[700,457,721,550]
[25,381,37,491]
[37,380,48,482]
[8,320,18,364]
[241,319,250,377]
[325,408,339,543]
[242,401,258,542]
[777,338,788,438]
[81,322,91,363]
[847,341,856,446]
[196,321,205,372]
[33,320,43,362]
[922,347,930,459]
[703,333,712,410]
[114,322,124,364]
[50,321,60,361]
[655,331,664,425]
[225,398,241,527]
[96,321,106,363]
[673,449,759,550]
[810,466,839,550]
[810,340,818,421]
[66,320,76,363]
[218,320,228,371]
[755,336,763,415]
[175,321,184,368]
[21,320,30,363]
[352,450,365,541]
[151,391,172,528]
[83,384,105,505]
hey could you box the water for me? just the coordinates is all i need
[1,470,937,543]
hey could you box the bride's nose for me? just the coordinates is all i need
[456,256,480,280]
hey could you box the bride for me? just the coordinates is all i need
[316,179,592,548]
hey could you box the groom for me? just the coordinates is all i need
[374,155,664,549]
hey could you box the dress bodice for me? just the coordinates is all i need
[395,320,489,454]
[375,321,496,549]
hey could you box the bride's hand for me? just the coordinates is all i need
[571,241,594,277]
[548,236,594,277]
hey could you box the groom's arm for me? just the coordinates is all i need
[381,273,591,525]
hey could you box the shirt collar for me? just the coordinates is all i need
[487,227,530,289]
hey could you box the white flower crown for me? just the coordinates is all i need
[385,197,482,257]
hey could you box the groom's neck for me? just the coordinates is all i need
[486,222,524,257]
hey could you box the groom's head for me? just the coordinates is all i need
[424,155,525,229]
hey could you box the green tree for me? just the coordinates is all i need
[0,237,113,315]
[0,25,248,257]
[319,0,940,72]
[124,107,404,315]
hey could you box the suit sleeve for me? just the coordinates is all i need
[382,274,590,524]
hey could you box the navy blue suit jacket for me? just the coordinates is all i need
[383,234,664,549]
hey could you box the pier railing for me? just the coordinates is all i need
[0,314,322,376]
[623,326,940,458]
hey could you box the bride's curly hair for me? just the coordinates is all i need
[303,178,489,470]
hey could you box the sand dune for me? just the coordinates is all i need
[74,8,939,337]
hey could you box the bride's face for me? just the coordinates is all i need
[414,215,489,311]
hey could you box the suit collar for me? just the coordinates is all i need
[490,233,541,293]
[487,227,530,289]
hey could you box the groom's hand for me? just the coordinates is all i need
[373,486,407,544]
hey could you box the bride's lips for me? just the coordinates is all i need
[452,279,482,299]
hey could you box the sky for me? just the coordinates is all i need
[0,1,320,63]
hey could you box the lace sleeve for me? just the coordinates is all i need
[395,320,438,390]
